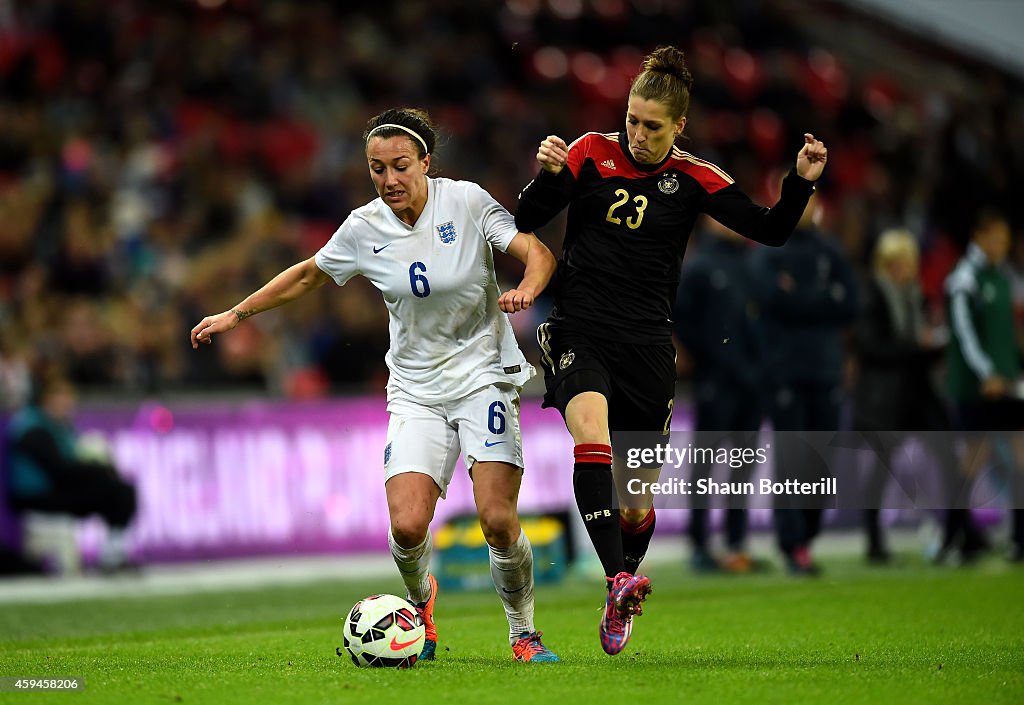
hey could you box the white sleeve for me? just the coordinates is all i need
[465,182,518,253]
[946,264,995,380]
[314,217,360,286]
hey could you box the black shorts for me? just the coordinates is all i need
[536,320,676,438]
[955,398,1024,433]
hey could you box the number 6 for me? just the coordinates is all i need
[488,401,506,434]
[409,262,431,298]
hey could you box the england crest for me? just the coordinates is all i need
[437,221,457,245]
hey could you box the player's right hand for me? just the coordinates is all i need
[981,375,1009,399]
[498,288,535,313]
[190,311,239,349]
[537,135,568,175]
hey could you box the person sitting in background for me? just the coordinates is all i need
[4,371,137,572]
[852,229,955,564]
[943,209,1024,564]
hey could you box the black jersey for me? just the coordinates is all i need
[516,131,816,344]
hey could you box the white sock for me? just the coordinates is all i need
[388,529,433,604]
[488,529,536,644]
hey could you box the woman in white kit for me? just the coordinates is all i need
[190,108,560,664]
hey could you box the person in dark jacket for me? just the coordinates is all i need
[852,229,954,563]
[674,220,765,573]
[5,372,137,571]
[752,199,859,574]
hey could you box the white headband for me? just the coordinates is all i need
[366,123,429,155]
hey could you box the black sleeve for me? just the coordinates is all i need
[515,168,577,233]
[701,169,815,247]
[14,428,112,483]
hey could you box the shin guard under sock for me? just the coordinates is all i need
[572,443,624,581]
[621,507,656,575]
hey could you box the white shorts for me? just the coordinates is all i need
[384,383,524,498]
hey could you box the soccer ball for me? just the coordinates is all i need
[338,594,425,668]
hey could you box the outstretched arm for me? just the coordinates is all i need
[190,256,331,348]
[704,133,826,247]
[498,232,557,313]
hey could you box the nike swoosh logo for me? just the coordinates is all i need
[373,243,392,254]
[390,634,421,651]
[501,584,527,594]
[484,440,506,447]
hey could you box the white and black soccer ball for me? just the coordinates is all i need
[338,594,425,668]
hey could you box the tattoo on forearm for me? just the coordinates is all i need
[231,308,252,321]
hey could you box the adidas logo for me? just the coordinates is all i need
[601,159,616,169]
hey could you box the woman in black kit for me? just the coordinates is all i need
[515,45,828,655]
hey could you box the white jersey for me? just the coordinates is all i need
[315,177,535,403]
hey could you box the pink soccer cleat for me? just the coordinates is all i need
[598,572,652,655]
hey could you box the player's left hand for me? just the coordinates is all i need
[190,310,239,349]
[499,289,535,313]
[796,133,828,181]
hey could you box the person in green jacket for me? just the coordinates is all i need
[943,209,1024,563]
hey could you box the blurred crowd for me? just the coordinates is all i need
[0,0,1022,407]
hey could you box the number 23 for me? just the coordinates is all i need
[606,188,648,229]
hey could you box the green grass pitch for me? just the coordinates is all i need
[0,555,1021,704]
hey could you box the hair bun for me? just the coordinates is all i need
[642,46,694,91]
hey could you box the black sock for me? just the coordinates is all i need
[572,444,623,582]
[726,507,749,552]
[864,508,884,552]
[622,508,656,575]
[688,507,709,553]
[941,508,965,551]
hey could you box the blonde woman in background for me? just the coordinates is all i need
[852,229,953,563]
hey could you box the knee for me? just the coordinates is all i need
[572,419,608,445]
[478,505,518,548]
[565,396,609,445]
[621,507,651,526]
[390,515,431,548]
